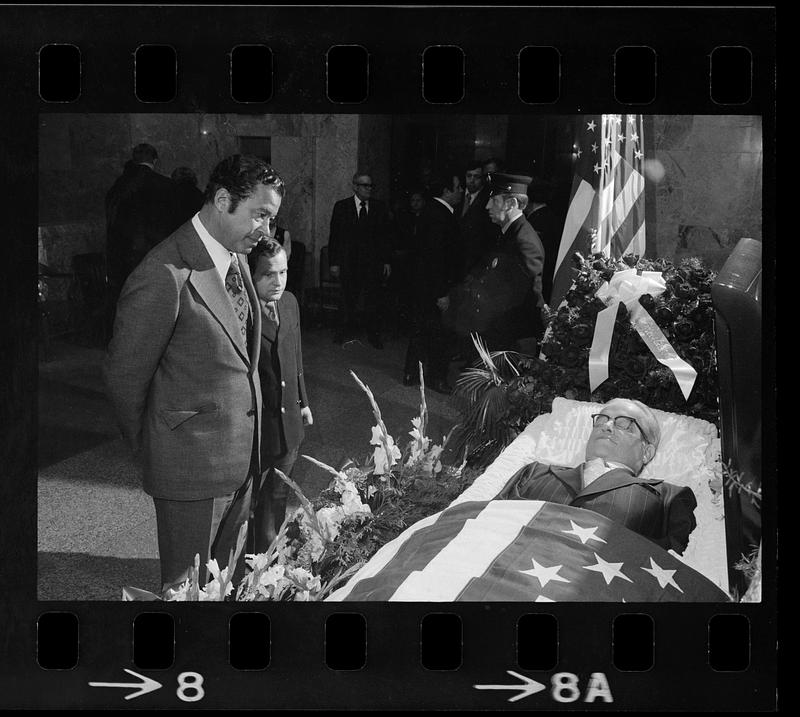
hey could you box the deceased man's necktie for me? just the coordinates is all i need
[225,254,251,346]
[359,201,367,222]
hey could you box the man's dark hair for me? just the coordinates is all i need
[428,174,458,198]
[132,143,158,164]
[204,154,285,212]
[248,236,286,273]
[171,166,198,186]
[483,156,504,172]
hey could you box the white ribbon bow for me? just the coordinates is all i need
[588,268,698,400]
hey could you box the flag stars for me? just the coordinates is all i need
[634,149,644,161]
[520,558,571,588]
[641,557,684,593]
[591,142,598,154]
[630,131,639,143]
[593,163,602,174]
[582,553,633,585]
[587,120,596,132]
[628,114,637,124]
[576,148,583,158]
[562,520,607,545]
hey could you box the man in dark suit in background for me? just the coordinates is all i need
[497,398,698,555]
[445,173,545,352]
[171,166,206,228]
[458,163,498,280]
[105,143,179,310]
[403,173,463,393]
[524,177,563,306]
[104,155,283,594]
[328,172,392,349]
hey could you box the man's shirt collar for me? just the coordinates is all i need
[193,213,235,285]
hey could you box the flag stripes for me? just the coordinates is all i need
[550,114,647,309]
[330,500,730,603]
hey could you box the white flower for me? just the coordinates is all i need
[372,427,401,475]
[287,566,322,593]
[316,505,346,541]
[307,532,327,562]
[340,484,372,517]
[369,425,386,446]
[162,581,190,601]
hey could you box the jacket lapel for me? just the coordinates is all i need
[179,227,251,366]
[549,465,582,497]
[575,467,664,500]
[239,252,261,370]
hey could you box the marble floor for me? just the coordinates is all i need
[37,326,461,600]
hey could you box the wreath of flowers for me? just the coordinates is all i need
[452,252,719,468]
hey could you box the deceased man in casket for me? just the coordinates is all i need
[328,396,728,602]
[497,398,697,555]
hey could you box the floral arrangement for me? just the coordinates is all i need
[451,253,720,468]
[123,366,473,602]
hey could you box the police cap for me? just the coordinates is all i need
[488,172,532,196]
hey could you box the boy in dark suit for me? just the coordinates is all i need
[249,238,313,551]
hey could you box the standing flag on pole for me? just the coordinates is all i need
[550,114,647,309]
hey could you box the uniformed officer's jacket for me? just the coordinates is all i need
[445,214,545,338]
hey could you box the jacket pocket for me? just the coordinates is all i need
[160,403,219,430]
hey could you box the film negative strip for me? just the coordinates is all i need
[1,4,776,711]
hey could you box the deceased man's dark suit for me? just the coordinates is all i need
[498,462,698,554]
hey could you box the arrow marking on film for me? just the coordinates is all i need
[89,669,162,700]
[474,670,547,702]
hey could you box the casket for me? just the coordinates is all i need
[327,397,729,602]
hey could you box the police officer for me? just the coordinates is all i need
[444,173,545,352]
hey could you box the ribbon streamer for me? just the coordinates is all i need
[588,269,698,400]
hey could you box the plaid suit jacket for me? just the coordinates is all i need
[497,462,698,554]
[104,221,262,501]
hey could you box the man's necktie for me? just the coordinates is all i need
[359,201,368,223]
[263,300,279,326]
[225,254,250,346]
[582,458,609,488]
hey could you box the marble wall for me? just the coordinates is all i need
[39,113,362,289]
[651,115,763,269]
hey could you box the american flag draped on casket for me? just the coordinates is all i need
[328,501,730,602]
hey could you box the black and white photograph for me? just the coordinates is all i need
[37,112,763,603]
[0,4,775,711]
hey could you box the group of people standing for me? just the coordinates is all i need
[101,144,564,593]
[104,154,310,594]
[326,160,563,394]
